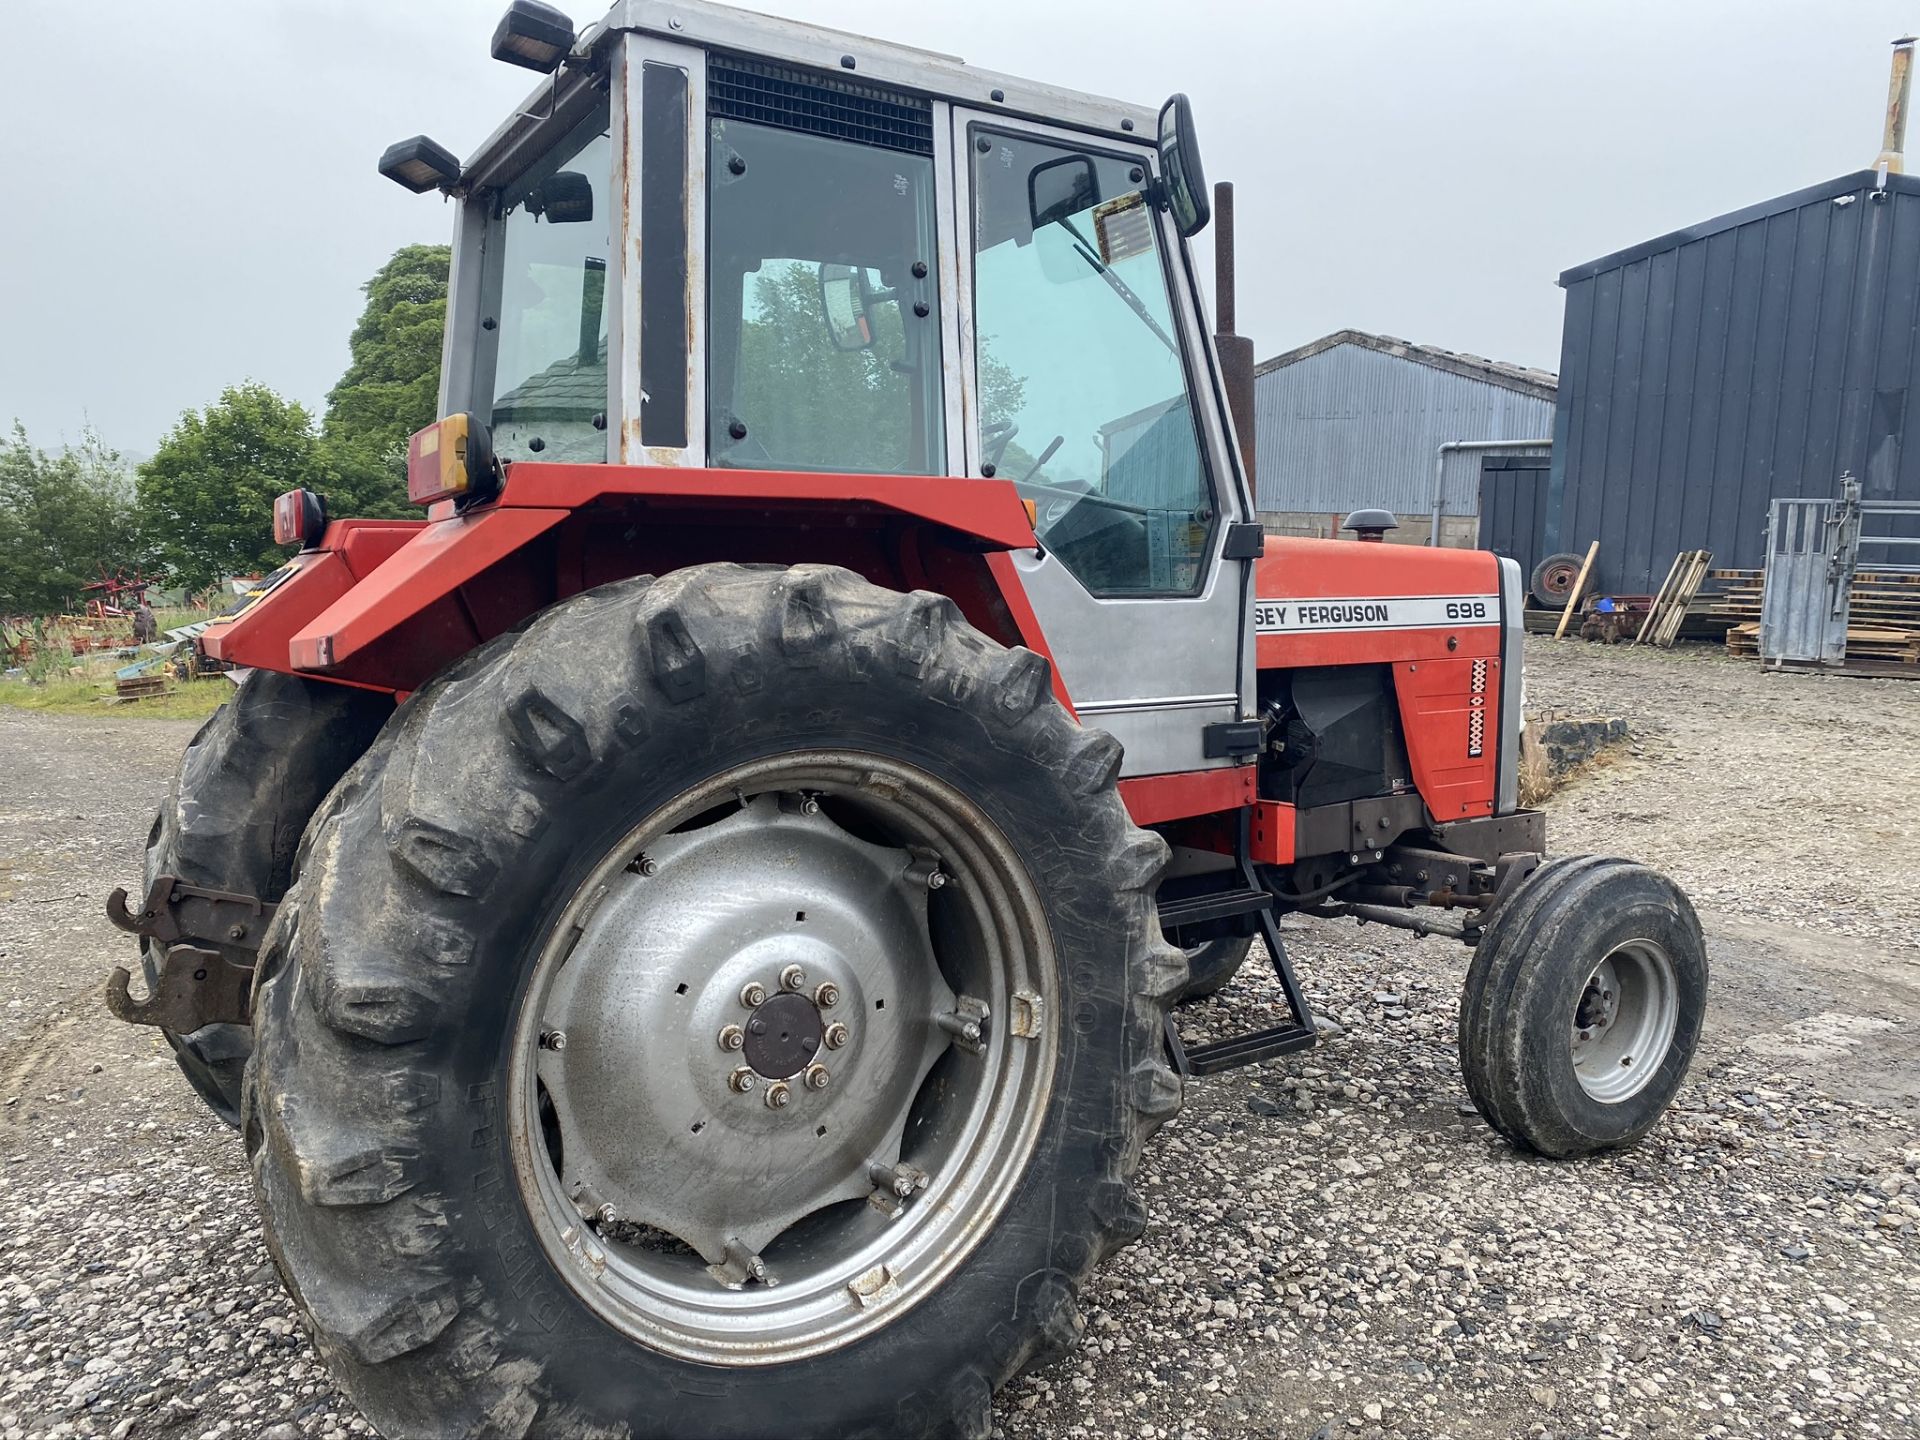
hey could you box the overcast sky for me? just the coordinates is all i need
[4,0,1915,456]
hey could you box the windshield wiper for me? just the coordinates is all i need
[1058,217,1179,356]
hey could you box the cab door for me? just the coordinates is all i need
[951,111,1256,778]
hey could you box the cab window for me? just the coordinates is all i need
[970,127,1213,594]
[707,113,943,473]
[488,102,613,464]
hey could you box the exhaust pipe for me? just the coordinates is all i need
[1877,36,1915,186]
[1212,181,1257,487]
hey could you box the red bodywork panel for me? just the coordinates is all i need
[206,473,1509,836]
[205,464,1062,702]
[1253,537,1505,822]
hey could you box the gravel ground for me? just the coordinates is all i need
[1,638,1917,1440]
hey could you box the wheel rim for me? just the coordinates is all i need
[507,751,1057,1365]
[1568,940,1678,1103]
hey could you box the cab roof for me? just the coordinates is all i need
[461,0,1158,191]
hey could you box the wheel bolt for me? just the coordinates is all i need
[780,964,807,992]
[718,1024,745,1052]
[539,1029,568,1052]
[824,1022,850,1050]
[815,982,840,1008]
[804,1064,831,1091]
[729,1066,757,1093]
[740,981,767,1008]
[765,1081,792,1110]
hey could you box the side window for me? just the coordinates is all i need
[970,127,1214,595]
[706,110,944,474]
[488,103,613,463]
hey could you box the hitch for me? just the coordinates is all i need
[103,875,274,1031]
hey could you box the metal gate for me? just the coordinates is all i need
[1761,475,1920,664]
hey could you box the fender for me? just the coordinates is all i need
[204,464,1065,705]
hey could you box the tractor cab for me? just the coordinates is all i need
[387,0,1256,775]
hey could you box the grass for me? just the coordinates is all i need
[0,674,232,720]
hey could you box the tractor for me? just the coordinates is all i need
[105,2,1707,1435]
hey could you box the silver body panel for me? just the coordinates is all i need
[1495,556,1523,814]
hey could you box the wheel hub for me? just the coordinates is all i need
[1569,943,1678,1104]
[508,753,1058,1367]
[534,793,956,1266]
[742,992,823,1078]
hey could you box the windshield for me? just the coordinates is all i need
[488,103,613,464]
[971,128,1212,594]
[707,118,943,474]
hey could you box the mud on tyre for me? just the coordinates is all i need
[245,564,1189,1439]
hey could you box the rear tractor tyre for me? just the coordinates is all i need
[141,668,391,1124]
[244,564,1189,1439]
[1179,934,1253,1001]
[1458,856,1706,1158]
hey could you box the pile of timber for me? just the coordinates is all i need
[1718,567,1920,672]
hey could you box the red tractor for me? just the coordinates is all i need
[107,3,1706,1435]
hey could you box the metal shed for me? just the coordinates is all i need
[1252,330,1557,546]
[1547,168,1920,594]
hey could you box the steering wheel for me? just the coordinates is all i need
[981,418,1019,471]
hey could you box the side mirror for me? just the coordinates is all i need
[1028,153,1098,232]
[530,170,593,223]
[818,263,875,351]
[1156,93,1209,237]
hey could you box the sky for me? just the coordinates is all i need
[4,0,1917,457]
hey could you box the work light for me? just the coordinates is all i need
[491,0,575,73]
[378,135,462,193]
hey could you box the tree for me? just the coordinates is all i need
[138,383,346,593]
[0,423,145,615]
[325,244,451,492]
[730,264,1026,473]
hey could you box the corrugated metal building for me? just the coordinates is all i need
[1251,330,1558,545]
[1545,168,1920,593]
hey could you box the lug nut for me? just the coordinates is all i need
[804,1064,831,1091]
[780,964,807,992]
[800,796,820,816]
[765,1081,792,1110]
[729,1067,757,1093]
[815,982,840,1008]
[824,1022,850,1050]
[595,1203,619,1227]
[926,869,947,889]
[740,981,767,1008]
[539,1029,568,1052]
[718,1024,745,1052]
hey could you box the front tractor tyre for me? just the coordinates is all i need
[1458,856,1707,1158]
[244,564,1189,1439]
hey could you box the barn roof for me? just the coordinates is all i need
[1557,168,1920,285]
[1254,329,1558,403]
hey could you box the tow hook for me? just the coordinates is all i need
[103,876,275,1031]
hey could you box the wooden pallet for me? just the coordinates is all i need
[112,674,170,701]
[1716,566,1920,672]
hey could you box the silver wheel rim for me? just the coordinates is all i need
[507,752,1057,1365]
[1569,940,1678,1103]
